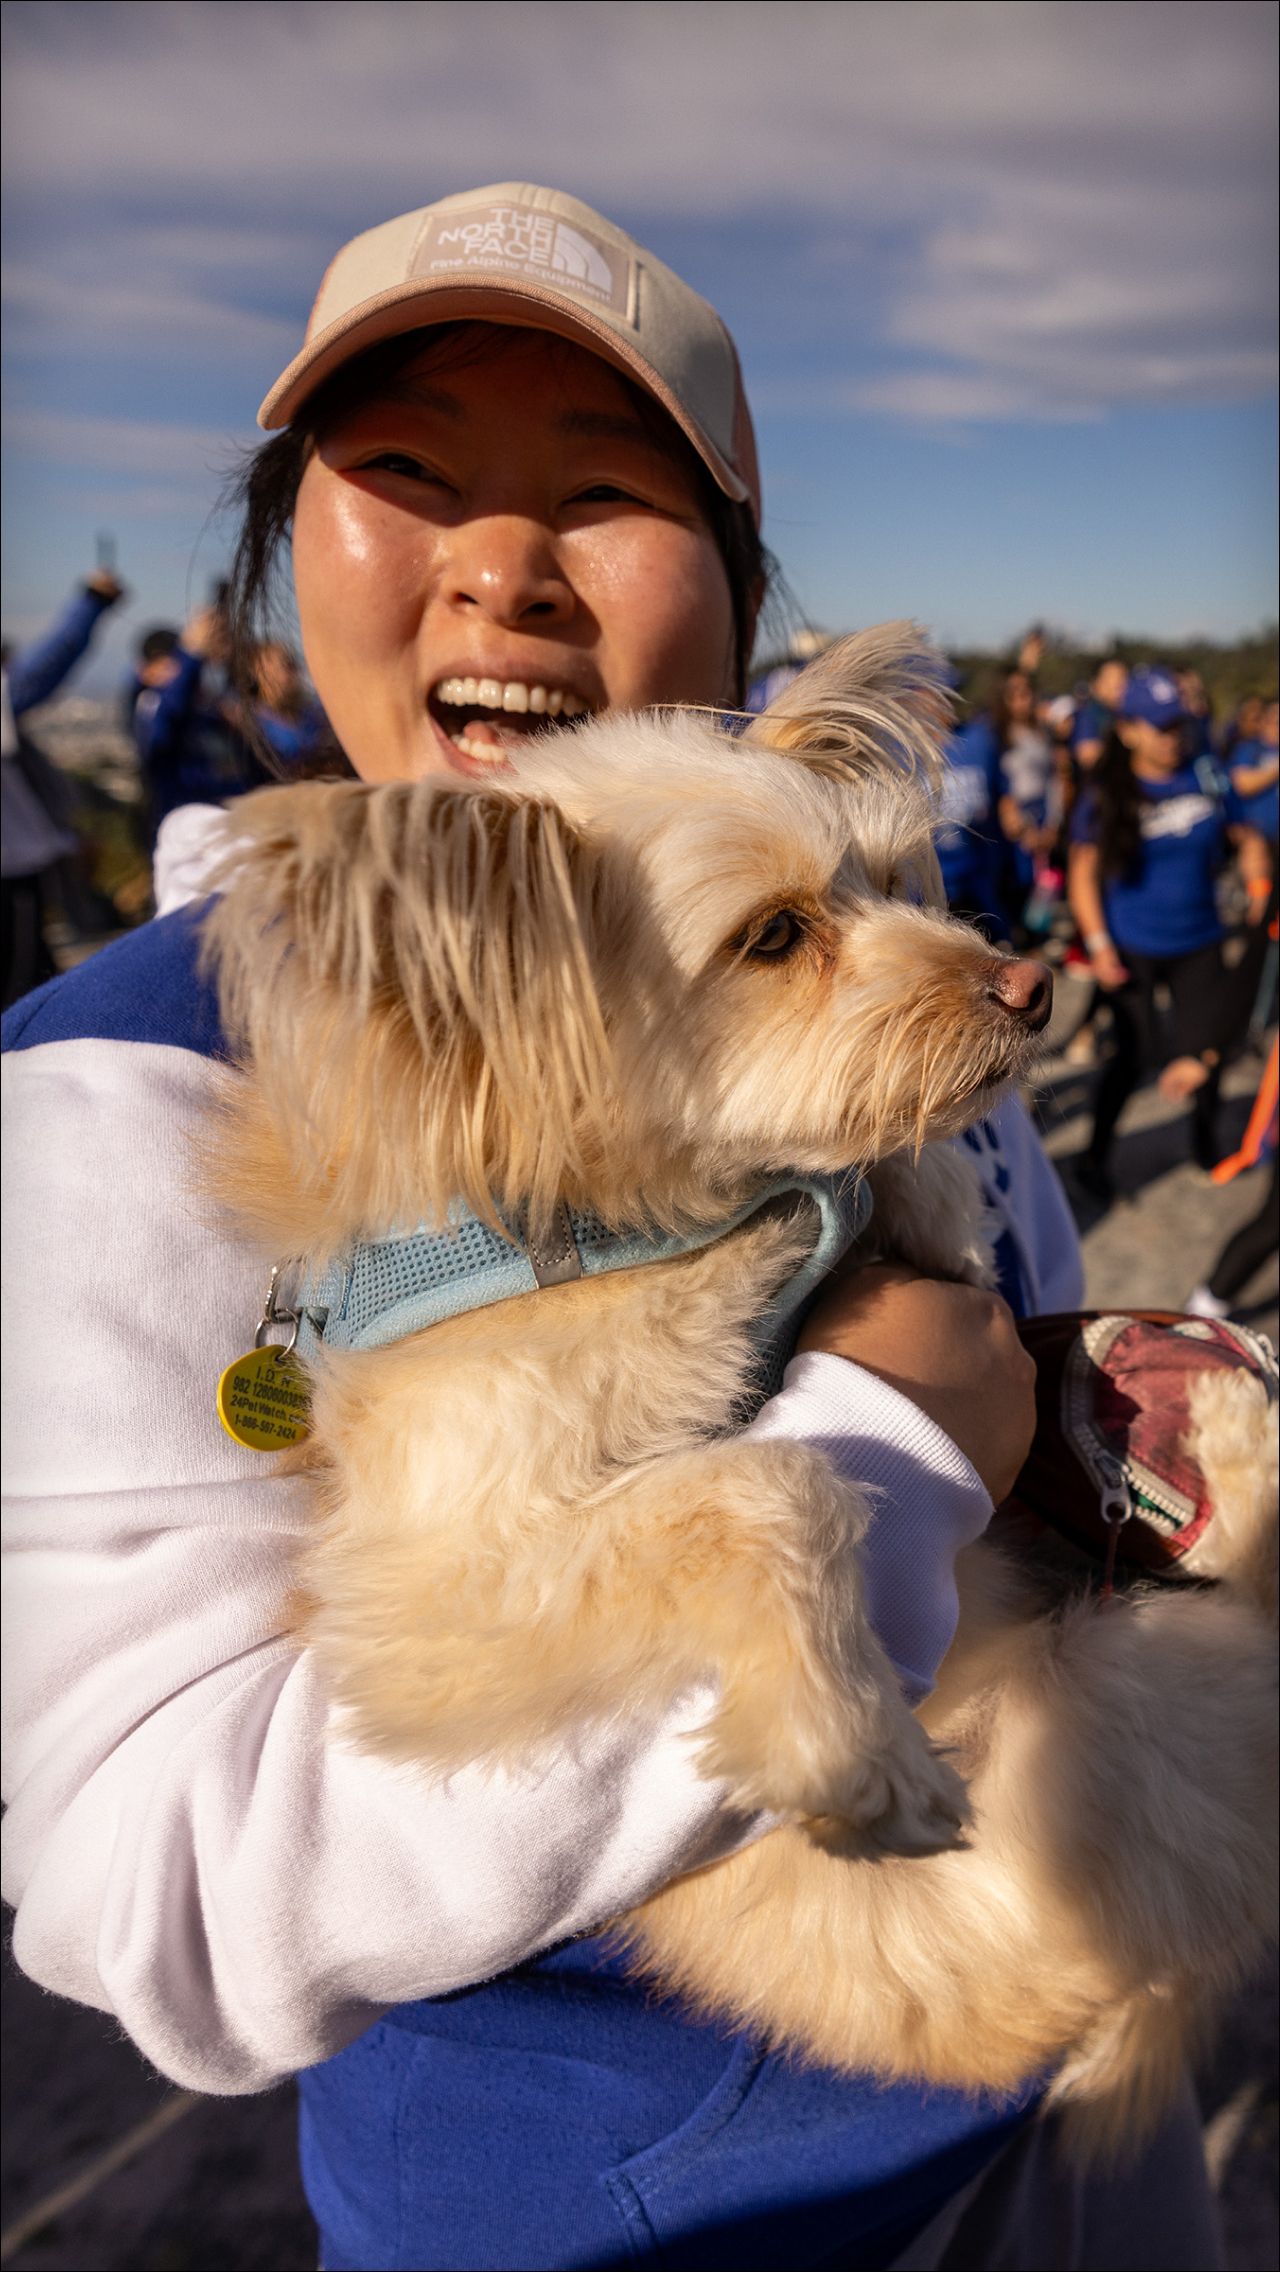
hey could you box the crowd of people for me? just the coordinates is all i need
[1,571,330,1005]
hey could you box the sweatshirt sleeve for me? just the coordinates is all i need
[6,589,112,717]
[746,1353,992,1701]
[0,1032,760,2093]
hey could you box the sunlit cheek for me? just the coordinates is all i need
[293,477,431,779]
[572,523,736,709]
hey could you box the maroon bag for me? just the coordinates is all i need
[1004,1310,1278,1586]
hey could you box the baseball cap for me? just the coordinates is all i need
[258,183,761,525]
[1121,667,1187,730]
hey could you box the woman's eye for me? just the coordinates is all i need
[743,910,806,962]
[363,453,442,484]
[569,483,647,506]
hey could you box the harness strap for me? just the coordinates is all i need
[292,1170,870,1411]
[524,1200,585,1288]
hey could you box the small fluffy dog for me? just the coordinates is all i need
[204,625,1277,2155]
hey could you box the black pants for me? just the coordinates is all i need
[1,872,58,1012]
[1087,939,1244,1170]
[1208,1156,1280,1300]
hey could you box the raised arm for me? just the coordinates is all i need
[6,578,121,717]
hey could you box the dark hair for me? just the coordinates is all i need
[138,625,180,665]
[221,323,776,774]
[990,667,1038,757]
[1091,727,1143,881]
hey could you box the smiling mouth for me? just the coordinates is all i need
[428,675,592,768]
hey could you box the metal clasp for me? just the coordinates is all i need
[254,1263,301,1359]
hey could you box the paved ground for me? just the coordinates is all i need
[2,967,1276,2270]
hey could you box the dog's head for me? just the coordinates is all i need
[204,622,1050,1253]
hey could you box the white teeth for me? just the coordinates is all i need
[452,733,509,766]
[432,676,586,717]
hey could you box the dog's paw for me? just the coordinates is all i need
[805,1722,971,1859]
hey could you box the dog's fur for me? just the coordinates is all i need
[202,624,1277,2158]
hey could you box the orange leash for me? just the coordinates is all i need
[1211,1035,1279,1184]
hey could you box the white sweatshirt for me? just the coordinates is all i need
[1,891,1083,2093]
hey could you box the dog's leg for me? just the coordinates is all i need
[862,1144,995,1286]
[574,1434,971,1857]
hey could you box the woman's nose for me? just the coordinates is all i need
[441,518,575,628]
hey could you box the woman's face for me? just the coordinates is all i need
[1004,673,1035,723]
[1122,717,1184,774]
[291,329,741,783]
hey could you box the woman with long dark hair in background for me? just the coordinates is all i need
[1068,667,1272,1204]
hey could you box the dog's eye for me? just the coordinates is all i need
[743,910,806,961]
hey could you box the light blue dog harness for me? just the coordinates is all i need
[291,1172,870,1409]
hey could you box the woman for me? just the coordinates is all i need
[1068,666,1272,1203]
[5,187,1219,2272]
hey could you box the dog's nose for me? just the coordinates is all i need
[985,957,1054,1030]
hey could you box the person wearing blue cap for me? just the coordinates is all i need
[1067,666,1273,1201]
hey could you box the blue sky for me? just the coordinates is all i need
[2,0,1276,691]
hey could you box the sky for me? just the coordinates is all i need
[1,0,1277,692]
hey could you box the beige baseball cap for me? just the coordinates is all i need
[258,182,761,525]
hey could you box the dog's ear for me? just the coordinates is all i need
[201,778,616,1250]
[743,621,950,908]
[744,621,950,799]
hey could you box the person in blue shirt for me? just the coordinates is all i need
[126,602,267,845]
[2,570,125,1006]
[934,698,1008,937]
[1174,665,1216,763]
[1069,655,1128,775]
[238,639,332,770]
[1067,667,1272,1202]
[1228,694,1280,848]
[3,192,1227,2272]
[1229,694,1280,1032]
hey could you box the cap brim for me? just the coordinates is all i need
[258,273,751,510]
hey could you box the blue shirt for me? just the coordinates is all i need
[934,718,1003,911]
[5,587,113,717]
[1229,740,1279,844]
[127,648,262,836]
[1071,765,1234,958]
[1069,696,1116,762]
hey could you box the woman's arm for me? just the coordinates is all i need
[5,584,116,717]
[1228,822,1274,919]
[1067,839,1129,989]
[1229,754,1280,799]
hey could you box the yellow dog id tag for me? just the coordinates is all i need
[217,1343,311,1451]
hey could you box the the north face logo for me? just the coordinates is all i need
[411,203,635,320]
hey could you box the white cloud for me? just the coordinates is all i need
[2,406,258,478]
[1,0,1276,423]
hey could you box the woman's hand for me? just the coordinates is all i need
[1159,1054,1212,1102]
[795,1263,1038,1504]
[1090,944,1130,991]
